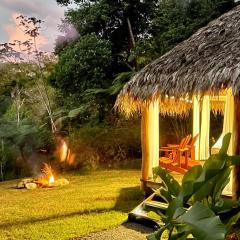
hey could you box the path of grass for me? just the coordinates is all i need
[0,170,143,240]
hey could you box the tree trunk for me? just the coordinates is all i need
[126,17,136,48]
[126,17,139,70]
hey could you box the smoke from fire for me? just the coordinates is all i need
[55,21,79,50]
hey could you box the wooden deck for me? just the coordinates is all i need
[141,168,232,198]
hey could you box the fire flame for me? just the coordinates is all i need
[58,140,75,165]
[40,163,55,186]
[60,141,68,162]
[49,174,55,185]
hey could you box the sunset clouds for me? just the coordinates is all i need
[4,13,48,49]
[0,0,68,52]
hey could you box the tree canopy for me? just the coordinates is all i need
[51,0,236,123]
[50,34,112,97]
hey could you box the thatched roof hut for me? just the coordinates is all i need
[116,5,240,117]
[116,5,240,197]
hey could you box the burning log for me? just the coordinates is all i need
[32,163,55,187]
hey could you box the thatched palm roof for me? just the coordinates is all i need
[116,5,240,116]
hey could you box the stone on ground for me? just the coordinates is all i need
[25,182,37,190]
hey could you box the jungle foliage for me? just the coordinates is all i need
[52,0,236,123]
[0,0,237,179]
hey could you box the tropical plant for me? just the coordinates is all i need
[84,63,135,98]
[0,120,38,158]
[50,33,113,123]
[52,105,90,130]
[148,133,240,240]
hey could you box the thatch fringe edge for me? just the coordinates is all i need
[115,92,225,118]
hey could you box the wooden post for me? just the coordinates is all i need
[141,101,159,189]
[233,97,240,199]
[141,107,151,182]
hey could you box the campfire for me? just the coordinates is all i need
[16,136,74,190]
[17,163,69,190]
[37,163,56,187]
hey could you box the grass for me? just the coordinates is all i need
[0,169,143,240]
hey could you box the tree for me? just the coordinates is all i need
[51,34,112,96]
[0,15,59,178]
[53,0,236,124]
[56,0,236,79]
[53,0,159,121]
[50,33,112,122]
[146,0,236,58]
[0,15,58,132]
[56,0,158,68]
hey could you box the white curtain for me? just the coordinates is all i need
[222,88,237,195]
[151,100,160,169]
[222,88,237,155]
[193,96,201,160]
[199,95,210,160]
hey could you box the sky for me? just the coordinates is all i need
[0,0,71,52]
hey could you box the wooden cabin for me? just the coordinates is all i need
[115,5,240,198]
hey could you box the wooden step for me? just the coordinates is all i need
[128,191,168,225]
[143,200,168,210]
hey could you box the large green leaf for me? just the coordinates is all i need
[68,106,86,118]
[219,133,231,155]
[169,232,189,240]
[177,202,226,240]
[166,198,184,220]
[227,155,240,166]
[179,154,227,203]
[153,167,181,197]
[182,165,203,185]
[146,225,169,240]
[226,210,240,233]
[180,165,203,203]
[211,198,240,215]
[212,168,231,203]
[159,187,173,203]
[149,134,240,240]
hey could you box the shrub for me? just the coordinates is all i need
[68,121,141,169]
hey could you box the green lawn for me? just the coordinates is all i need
[0,170,143,240]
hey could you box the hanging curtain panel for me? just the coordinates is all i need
[199,95,210,160]
[151,100,160,169]
[222,88,237,155]
[193,96,201,160]
[222,88,237,196]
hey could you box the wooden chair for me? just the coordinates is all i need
[167,134,193,149]
[159,135,191,174]
[181,134,200,169]
[160,135,191,156]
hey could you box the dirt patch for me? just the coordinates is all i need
[73,222,154,240]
